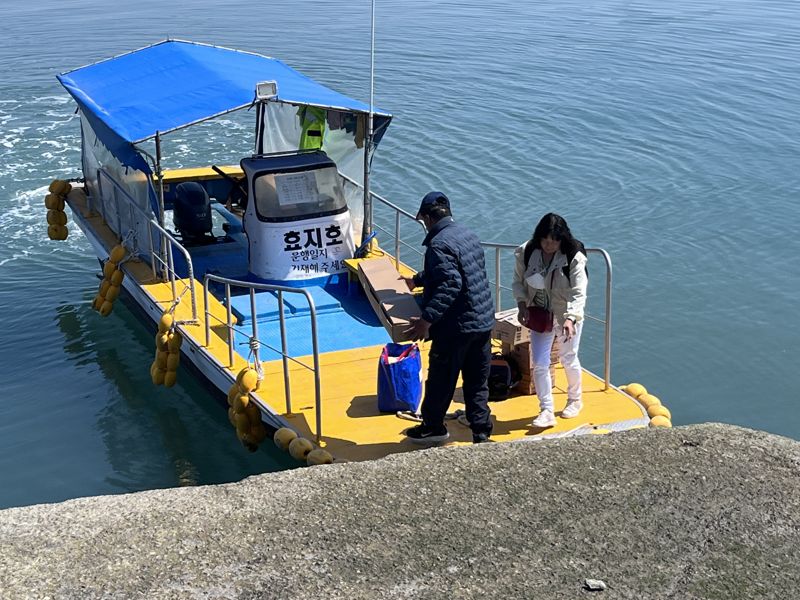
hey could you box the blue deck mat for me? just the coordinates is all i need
[230,288,390,360]
[172,238,250,281]
[229,286,342,322]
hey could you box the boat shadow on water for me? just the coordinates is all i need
[54,299,294,490]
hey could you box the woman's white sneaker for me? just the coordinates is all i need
[562,399,583,419]
[531,409,556,428]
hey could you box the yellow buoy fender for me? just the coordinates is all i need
[109,244,126,263]
[152,368,166,386]
[238,368,258,393]
[44,193,65,211]
[306,449,334,466]
[233,394,250,412]
[163,371,177,387]
[99,280,111,297]
[228,407,237,426]
[99,301,113,317]
[155,351,168,370]
[244,402,261,424]
[227,385,239,407]
[638,393,661,409]
[273,427,298,450]
[649,415,672,428]
[155,332,169,352]
[105,284,120,303]
[48,224,68,240]
[110,269,124,286]
[234,411,250,432]
[166,353,180,371]
[288,437,314,461]
[167,331,182,352]
[102,260,117,279]
[48,179,71,195]
[236,428,253,445]
[46,209,67,226]
[92,294,104,311]
[158,312,174,333]
[647,404,672,419]
[249,422,268,444]
[625,383,647,398]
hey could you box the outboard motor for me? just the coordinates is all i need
[241,152,355,281]
[173,181,212,243]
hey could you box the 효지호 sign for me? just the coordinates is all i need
[248,211,355,280]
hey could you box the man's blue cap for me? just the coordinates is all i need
[416,191,451,219]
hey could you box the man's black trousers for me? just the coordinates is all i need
[420,330,492,436]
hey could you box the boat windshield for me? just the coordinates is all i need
[252,165,347,223]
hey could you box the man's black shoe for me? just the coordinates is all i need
[472,432,491,444]
[406,424,450,444]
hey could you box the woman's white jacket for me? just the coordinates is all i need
[511,243,588,326]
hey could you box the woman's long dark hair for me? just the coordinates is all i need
[531,213,579,257]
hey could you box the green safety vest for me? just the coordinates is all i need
[298,106,326,150]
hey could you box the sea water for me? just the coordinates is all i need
[1,0,798,508]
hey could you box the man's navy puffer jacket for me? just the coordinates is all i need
[412,217,495,338]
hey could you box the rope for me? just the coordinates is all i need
[124,228,140,257]
[248,337,264,379]
[162,286,190,324]
[116,230,139,265]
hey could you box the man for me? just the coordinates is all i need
[403,191,495,444]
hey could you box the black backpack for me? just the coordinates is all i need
[523,239,587,284]
[488,354,520,401]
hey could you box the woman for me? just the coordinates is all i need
[511,213,588,428]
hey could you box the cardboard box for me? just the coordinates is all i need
[492,308,527,347]
[358,257,422,343]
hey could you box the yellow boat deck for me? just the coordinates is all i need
[260,345,647,462]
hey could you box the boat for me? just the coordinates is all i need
[46,39,670,465]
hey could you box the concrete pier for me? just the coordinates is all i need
[1,423,798,599]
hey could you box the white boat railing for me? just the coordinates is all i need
[95,168,199,322]
[202,274,324,444]
[341,175,613,390]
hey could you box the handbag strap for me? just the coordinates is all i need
[396,343,417,360]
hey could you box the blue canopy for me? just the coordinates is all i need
[58,39,391,144]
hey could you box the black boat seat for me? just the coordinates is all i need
[174,181,213,242]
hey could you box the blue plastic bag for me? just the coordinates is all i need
[377,343,423,413]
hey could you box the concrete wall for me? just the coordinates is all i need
[1,423,798,599]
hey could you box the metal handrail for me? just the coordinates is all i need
[478,241,518,310]
[202,274,323,444]
[96,168,198,322]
